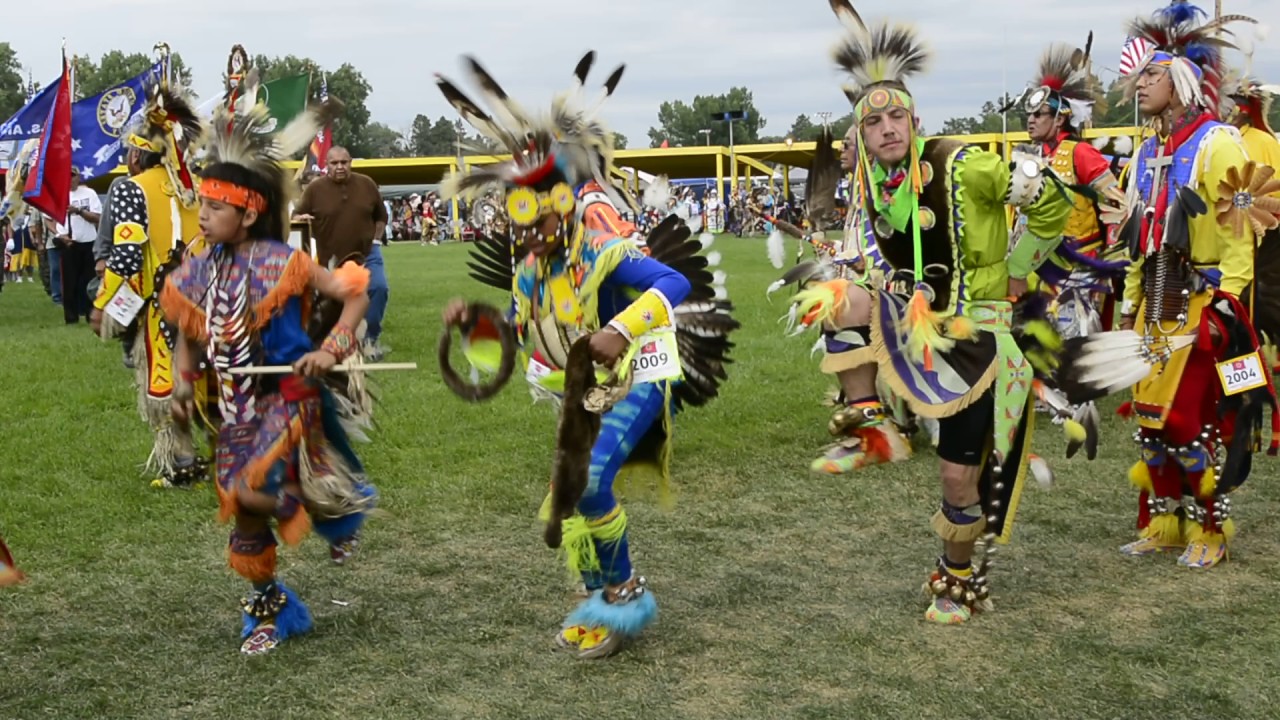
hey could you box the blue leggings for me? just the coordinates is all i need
[577,382,667,588]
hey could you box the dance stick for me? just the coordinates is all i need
[225,362,418,375]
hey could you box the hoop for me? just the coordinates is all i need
[438,302,517,402]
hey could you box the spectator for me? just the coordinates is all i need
[293,146,391,360]
[54,168,101,324]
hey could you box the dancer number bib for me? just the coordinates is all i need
[104,283,145,326]
[630,329,682,384]
[1216,352,1267,396]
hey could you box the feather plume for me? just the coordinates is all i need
[204,98,342,235]
[1123,1,1256,111]
[767,229,786,269]
[806,125,842,230]
[1028,455,1054,489]
[438,51,626,201]
[1023,42,1101,127]
[828,0,929,104]
[643,175,673,211]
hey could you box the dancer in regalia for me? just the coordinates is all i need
[1017,39,1127,339]
[160,99,378,655]
[436,51,739,657]
[90,85,208,488]
[780,0,1072,624]
[1060,1,1278,569]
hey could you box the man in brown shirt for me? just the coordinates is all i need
[294,146,391,357]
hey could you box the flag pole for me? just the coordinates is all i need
[153,42,172,90]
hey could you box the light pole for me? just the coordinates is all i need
[710,110,746,202]
[698,128,712,146]
[816,111,833,129]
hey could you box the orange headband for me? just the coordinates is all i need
[200,179,266,213]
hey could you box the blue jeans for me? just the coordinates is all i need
[364,244,389,343]
[47,245,62,304]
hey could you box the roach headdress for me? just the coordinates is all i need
[1021,38,1104,130]
[1221,72,1280,135]
[1122,0,1256,112]
[123,85,205,208]
[435,51,633,220]
[200,98,342,236]
[827,0,930,124]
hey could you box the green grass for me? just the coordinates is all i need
[3,239,1280,720]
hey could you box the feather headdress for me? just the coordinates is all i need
[1021,39,1104,129]
[1122,1,1256,112]
[202,98,343,235]
[1221,71,1280,135]
[827,0,929,120]
[123,85,206,208]
[436,51,632,212]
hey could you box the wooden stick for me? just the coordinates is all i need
[225,362,418,375]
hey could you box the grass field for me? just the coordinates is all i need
[3,239,1280,720]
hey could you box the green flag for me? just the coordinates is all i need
[256,74,309,130]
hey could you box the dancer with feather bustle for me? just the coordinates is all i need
[780,0,1072,625]
[159,99,378,656]
[1018,39,1128,339]
[1060,1,1280,569]
[435,51,739,658]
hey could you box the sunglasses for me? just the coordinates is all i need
[1027,109,1055,120]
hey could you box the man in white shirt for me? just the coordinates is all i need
[54,168,102,324]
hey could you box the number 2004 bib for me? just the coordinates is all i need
[1216,352,1268,396]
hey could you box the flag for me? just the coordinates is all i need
[23,53,73,221]
[257,73,310,131]
[0,79,58,170]
[1119,37,1153,76]
[301,74,332,176]
[70,63,162,180]
[659,139,669,149]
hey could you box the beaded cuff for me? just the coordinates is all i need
[321,323,358,361]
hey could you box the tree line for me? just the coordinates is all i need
[3,43,1277,160]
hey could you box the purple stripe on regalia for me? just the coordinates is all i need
[877,291,969,405]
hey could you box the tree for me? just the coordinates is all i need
[408,114,460,156]
[938,94,1024,136]
[788,114,818,141]
[361,122,408,159]
[613,132,628,150]
[0,43,24,120]
[71,50,194,100]
[647,87,765,147]
[253,54,374,157]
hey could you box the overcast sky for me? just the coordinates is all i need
[9,0,1280,146]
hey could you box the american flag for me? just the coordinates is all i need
[1119,36,1154,76]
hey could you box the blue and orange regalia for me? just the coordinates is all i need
[160,99,379,656]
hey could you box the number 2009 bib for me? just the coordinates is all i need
[630,329,682,384]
